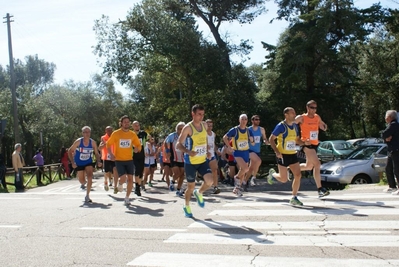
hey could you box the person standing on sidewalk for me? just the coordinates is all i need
[382,110,399,194]
[12,143,25,192]
[32,148,45,186]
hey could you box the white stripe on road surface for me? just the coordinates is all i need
[165,233,399,247]
[188,220,399,230]
[127,252,399,267]
[208,208,399,216]
[238,192,398,200]
[0,197,42,200]
[0,225,21,228]
[224,200,399,207]
[80,227,186,232]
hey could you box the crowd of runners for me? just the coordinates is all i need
[68,101,331,217]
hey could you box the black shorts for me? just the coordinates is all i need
[75,163,95,172]
[103,160,115,173]
[171,161,184,168]
[163,162,171,167]
[303,144,319,151]
[228,160,236,166]
[115,160,135,176]
[134,157,145,178]
[277,154,299,167]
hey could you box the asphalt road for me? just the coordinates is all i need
[1,171,398,267]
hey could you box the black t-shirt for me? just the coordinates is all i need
[133,131,148,159]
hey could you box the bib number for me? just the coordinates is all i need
[80,153,90,161]
[237,140,248,150]
[194,145,207,156]
[310,131,318,141]
[254,136,261,143]
[285,141,296,151]
[119,139,131,148]
[106,154,111,160]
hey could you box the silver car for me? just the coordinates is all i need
[320,144,388,184]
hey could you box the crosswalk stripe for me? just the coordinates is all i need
[0,225,21,228]
[127,252,399,267]
[165,233,399,247]
[224,200,399,207]
[208,208,399,216]
[231,193,397,200]
[81,227,186,232]
[188,220,399,230]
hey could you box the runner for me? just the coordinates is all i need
[98,126,118,192]
[68,126,102,203]
[166,122,186,196]
[295,100,330,197]
[247,115,269,188]
[143,135,157,188]
[106,116,141,206]
[223,114,254,197]
[161,140,172,187]
[206,119,220,194]
[132,121,148,196]
[176,104,213,218]
[268,107,307,206]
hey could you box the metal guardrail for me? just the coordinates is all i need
[5,163,64,188]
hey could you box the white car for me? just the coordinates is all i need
[320,144,387,185]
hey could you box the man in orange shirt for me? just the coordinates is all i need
[106,116,141,206]
[99,126,118,192]
[295,100,330,197]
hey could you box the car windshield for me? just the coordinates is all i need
[347,146,380,160]
[333,142,353,150]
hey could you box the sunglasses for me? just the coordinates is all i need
[308,106,317,110]
[253,119,260,121]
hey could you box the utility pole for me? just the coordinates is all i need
[3,13,19,143]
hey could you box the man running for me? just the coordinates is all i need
[295,100,330,197]
[247,115,269,188]
[206,119,220,194]
[223,114,254,197]
[176,104,213,218]
[268,107,308,206]
[132,121,148,196]
[106,116,141,206]
[165,122,186,196]
[68,126,102,203]
[99,126,118,191]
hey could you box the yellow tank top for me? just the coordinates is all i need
[187,122,207,164]
[277,122,298,155]
[232,127,250,151]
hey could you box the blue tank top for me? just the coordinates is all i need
[249,126,262,153]
[74,138,94,166]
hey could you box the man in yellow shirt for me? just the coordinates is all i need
[107,115,141,206]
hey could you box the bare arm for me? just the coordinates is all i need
[261,127,269,145]
[269,134,282,159]
[176,125,196,157]
[68,139,80,167]
[91,141,102,167]
[319,117,327,131]
[294,115,303,125]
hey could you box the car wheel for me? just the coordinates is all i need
[351,174,371,184]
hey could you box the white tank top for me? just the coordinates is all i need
[207,131,216,158]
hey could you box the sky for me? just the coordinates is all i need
[0,0,396,95]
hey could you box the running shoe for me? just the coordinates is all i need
[318,187,330,197]
[250,176,256,186]
[234,176,240,187]
[193,189,205,208]
[176,190,184,197]
[232,186,243,197]
[124,198,131,206]
[212,187,221,194]
[169,182,175,191]
[113,186,118,194]
[267,168,278,185]
[104,184,109,191]
[289,196,303,206]
[84,195,92,203]
[118,184,123,192]
[148,182,153,187]
[392,190,399,195]
[80,184,86,190]
[135,185,141,196]
[183,205,193,218]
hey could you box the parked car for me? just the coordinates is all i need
[347,137,384,148]
[320,144,387,185]
[317,140,355,162]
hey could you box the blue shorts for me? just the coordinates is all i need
[233,150,250,163]
[249,150,261,158]
[206,156,216,162]
[185,161,211,183]
[115,160,135,176]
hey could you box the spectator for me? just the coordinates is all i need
[12,143,25,192]
[32,148,44,186]
[382,110,399,194]
[0,150,7,192]
[60,147,71,179]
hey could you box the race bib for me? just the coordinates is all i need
[310,131,318,140]
[80,153,91,161]
[119,139,131,148]
[285,141,296,151]
[237,140,249,150]
[106,154,111,160]
[208,143,214,152]
[254,136,261,143]
[194,145,207,156]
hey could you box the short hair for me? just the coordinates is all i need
[105,126,112,130]
[14,143,21,150]
[386,110,398,120]
[192,104,204,113]
[239,114,248,120]
[284,107,294,114]
[119,115,130,123]
[205,119,213,123]
[251,115,259,121]
[82,126,91,132]
[307,100,317,107]
[175,122,185,132]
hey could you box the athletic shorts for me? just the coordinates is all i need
[303,144,319,151]
[185,161,211,183]
[249,151,261,158]
[144,163,157,168]
[233,150,250,163]
[206,156,216,162]
[171,161,184,168]
[75,163,95,172]
[163,162,171,167]
[115,160,135,176]
[277,154,299,167]
[228,160,237,166]
[103,160,115,173]
[133,157,145,178]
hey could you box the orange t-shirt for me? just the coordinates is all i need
[300,114,320,145]
[101,134,114,160]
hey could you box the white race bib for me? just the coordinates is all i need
[237,140,248,149]
[79,153,91,161]
[285,141,296,151]
[106,154,111,160]
[310,131,318,140]
[119,139,131,148]
[194,145,207,156]
[254,136,261,143]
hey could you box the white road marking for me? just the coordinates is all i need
[80,227,186,232]
[0,225,21,228]
[224,200,399,207]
